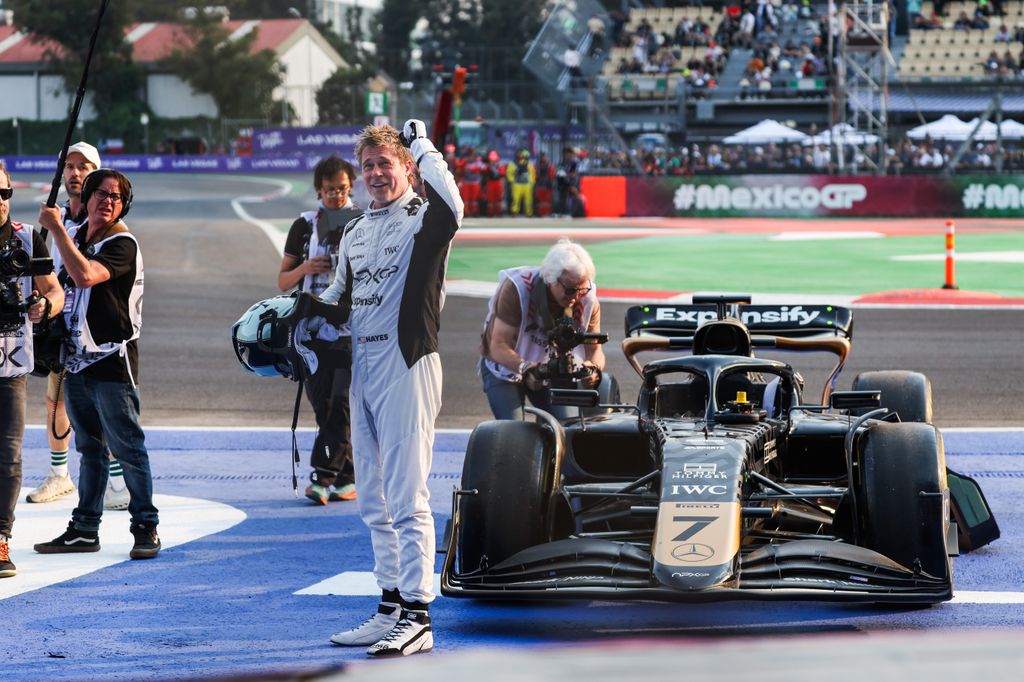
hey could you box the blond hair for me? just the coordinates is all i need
[355,124,413,167]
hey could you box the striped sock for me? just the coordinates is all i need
[49,450,69,478]
[108,458,127,491]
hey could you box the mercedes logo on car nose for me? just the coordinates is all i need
[672,543,715,562]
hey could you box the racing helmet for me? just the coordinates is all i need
[231,293,306,379]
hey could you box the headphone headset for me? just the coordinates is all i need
[81,168,133,220]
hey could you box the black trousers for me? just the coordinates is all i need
[304,338,353,487]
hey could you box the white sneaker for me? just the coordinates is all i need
[26,472,76,503]
[103,480,130,511]
[330,602,400,646]
[366,609,433,657]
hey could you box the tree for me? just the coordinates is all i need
[162,12,284,120]
[315,66,376,125]
[9,0,145,141]
[374,0,426,81]
[478,0,545,56]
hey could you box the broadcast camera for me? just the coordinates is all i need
[0,239,54,334]
[529,315,608,389]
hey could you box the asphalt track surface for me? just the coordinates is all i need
[4,173,1024,681]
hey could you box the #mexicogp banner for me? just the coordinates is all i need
[612,175,1024,218]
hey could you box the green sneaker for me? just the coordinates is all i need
[305,484,329,505]
[329,483,357,501]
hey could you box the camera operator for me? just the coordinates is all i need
[322,120,462,656]
[25,141,130,512]
[33,169,160,561]
[0,161,64,578]
[278,156,362,505]
[479,237,606,420]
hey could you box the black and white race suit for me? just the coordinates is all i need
[321,137,463,604]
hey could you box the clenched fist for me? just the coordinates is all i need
[400,119,427,148]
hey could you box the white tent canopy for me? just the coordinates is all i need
[803,122,880,146]
[906,114,973,141]
[908,115,1024,142]
[723,119,809,145]
[971,118,1024,141]
[964,118,1000,140]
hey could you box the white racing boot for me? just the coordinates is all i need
[366,609,433,657]
[330,602,400,646]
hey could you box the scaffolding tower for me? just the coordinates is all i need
[830,1,890,174]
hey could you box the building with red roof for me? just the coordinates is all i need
[0,17,348,126]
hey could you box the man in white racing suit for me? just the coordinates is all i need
[322,120,462,657]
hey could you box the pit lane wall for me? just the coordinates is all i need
[580,175,1024,218]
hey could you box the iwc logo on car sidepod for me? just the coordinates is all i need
[671,543,716,562]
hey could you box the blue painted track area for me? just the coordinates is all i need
[4,427,1023,681]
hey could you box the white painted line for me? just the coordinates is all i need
[227,177,294,255]
[297,571,1024,603]
[456,227,712,239]
[296,570,441,596]
[1,489,246,601]
[770,231,884,241]
[951,591,1024,604]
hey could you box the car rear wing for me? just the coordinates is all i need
[624,303,854,340]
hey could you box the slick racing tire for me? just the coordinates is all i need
[857,422,952,588]
[457,420,554,574]
[852,370,932,424]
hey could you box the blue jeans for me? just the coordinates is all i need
[479,358,574,421]
[64,373,158,531]
[0,375,26,537]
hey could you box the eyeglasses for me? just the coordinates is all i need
[321,186,351,197]
[0,188,12,201]
[558,278,592,297]
[92,189,123,204]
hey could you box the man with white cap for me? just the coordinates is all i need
[25,142,130,512]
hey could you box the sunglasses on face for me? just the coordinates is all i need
[558,278,592,297]
[0,188,12,201]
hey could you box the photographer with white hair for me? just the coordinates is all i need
[479,237,609,420]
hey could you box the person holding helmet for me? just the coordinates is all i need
[506,149,537,216]
[479,237,608,420]
[26,141,131,513]
[34,168,160,561]
[321,120,462,656]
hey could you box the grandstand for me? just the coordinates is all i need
[542,0,1024,143]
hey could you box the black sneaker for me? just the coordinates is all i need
[34,522,101,554]
[129,524,161,560]
[0,536,15,578]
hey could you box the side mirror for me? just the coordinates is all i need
[551,388,600,407]
[829,390,881,410]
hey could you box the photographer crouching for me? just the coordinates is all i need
[479,237,611,420]
[33,169,160,560]
[0,161,64,578]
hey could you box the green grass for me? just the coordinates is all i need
[448,233,1024,296]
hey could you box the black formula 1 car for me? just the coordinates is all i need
[440,295,998,604]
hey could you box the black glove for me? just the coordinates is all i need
[399,119,427,148]
[294,291,350,326]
